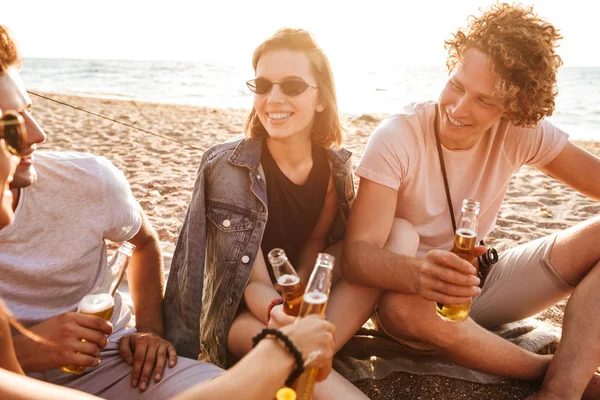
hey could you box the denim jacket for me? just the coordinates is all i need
[164,136,355,367]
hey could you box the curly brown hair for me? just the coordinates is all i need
[0,25,21,75]
[445,3,563,127]
[244,28,342,148]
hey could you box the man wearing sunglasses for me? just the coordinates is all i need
[342,4,600,399]
[0,25,224,398]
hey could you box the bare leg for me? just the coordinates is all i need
[228,310,265,358]
[324,241,381,351]
[313,370,369,400]
[378,293,551,379]
[379,218,551,380]
[528,217,600,399]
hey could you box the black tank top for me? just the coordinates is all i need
[260,141,331,283]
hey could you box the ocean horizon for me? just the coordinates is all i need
[21,57,600,142]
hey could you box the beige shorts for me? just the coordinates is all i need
[470,232,574,328]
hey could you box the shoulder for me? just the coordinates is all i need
[36,151,120,181]
[203,137,245,162]
[367,102,433,152]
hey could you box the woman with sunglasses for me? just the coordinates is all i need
[164,28,374,398]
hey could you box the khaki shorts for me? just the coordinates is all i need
[470,232,574,328]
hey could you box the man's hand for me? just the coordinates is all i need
[119,329,177,392]
[417,246,486,304]
[14,312,112,372]
[267,304,295,330]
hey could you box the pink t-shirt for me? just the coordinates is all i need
[355,101,569,257]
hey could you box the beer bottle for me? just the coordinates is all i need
[436,199,480,323]
[61,242,135,374]
[268,248,305,317]
[293,253,334,400]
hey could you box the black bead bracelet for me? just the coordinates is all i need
[252,328,305,387]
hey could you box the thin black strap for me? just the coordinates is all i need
[433,104,457,232]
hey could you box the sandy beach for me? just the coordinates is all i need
[32,92,600,399]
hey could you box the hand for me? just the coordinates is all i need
[119,329,177,392]
[280,315,335,382]
[417,246,486,304]
[14,312,113,372]
[267,304,295,329]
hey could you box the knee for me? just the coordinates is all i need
[378,294,468,350]
[384,218,419,257]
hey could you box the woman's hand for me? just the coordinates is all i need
[279,315,335,382]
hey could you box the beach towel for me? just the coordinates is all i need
[334,318,561,384]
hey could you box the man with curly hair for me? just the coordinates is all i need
[343,3,600,399]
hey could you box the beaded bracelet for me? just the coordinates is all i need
[252,328,305,387]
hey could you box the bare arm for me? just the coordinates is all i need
[0,303,24,374]
[126,211,165,335]
[342,178,480,304]
[296,173,339,283]
[119,211,177,391]
[342,178,422,291]
[174,316,335,400]
[0,368,99,400]
[244,249,281,325]
[539,142,600,201]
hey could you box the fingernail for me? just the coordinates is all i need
[140,382,147,391]
[96,358,101,366]
[132,380,138,387]
[155,373,161,381]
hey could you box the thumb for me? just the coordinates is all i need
[119,335,134,365]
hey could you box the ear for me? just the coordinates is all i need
[316,104,325,113]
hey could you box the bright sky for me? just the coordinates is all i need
[2,0,599,66]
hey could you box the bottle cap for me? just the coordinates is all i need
[276,387,297,400]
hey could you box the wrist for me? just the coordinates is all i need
[252,328,304,387]
[12,334,41,372]
[411,258,425,294]
[136,326,164,337]
[267,298,284,322]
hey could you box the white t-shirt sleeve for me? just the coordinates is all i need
[505,119,569,169]
[98,157,142,242]
[355,116,410,190]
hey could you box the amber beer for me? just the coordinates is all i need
[436,199,480,323]
[61,293,115,374]
[278,274,305,316]
[298,292,328,318]
[268,248,305,317]
[293,253,334,400]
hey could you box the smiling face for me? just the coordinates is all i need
[253,49,323,144]
[0,68,47,189]
[438,48,505,150]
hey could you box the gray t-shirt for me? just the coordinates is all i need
[0,151,142,335]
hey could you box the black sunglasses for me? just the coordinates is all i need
[0,110,27,156]
[246,78,317,96]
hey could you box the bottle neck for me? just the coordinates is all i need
[457,210,478,234]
